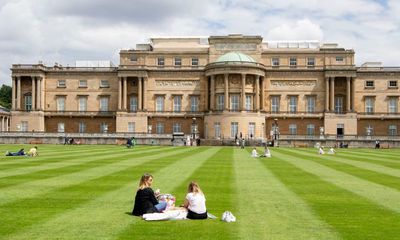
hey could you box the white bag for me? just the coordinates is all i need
[221,211,236,222]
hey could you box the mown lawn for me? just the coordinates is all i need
[0,144,399,239]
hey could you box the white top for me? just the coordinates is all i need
[186,192,206,214]
[319,148,325,154]
[264,148,271,157]
[251,149,258,157]
[328,148,335,154]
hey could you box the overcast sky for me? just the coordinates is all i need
[0,0,399,85]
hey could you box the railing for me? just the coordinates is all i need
[44,111,116,117]
[277,134,400,141]
[12,64,117,72]
[146,111,204,117]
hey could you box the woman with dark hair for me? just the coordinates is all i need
[132,173,166,216]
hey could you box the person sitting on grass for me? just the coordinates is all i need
[132,173,166,216]
[327,147,336,154]
[182,181,207,220]
[6,148,26,156]
[251,147,259,157]
[260,145,271,158]
[318,146,325,155]
[27,146,38,157]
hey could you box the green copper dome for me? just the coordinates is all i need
[215,52,256,63]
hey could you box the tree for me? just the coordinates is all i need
[0,84,12,109]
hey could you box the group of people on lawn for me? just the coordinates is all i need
[5,146,38,157]
[132,173,208,220]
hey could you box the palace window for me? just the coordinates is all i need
[216,95,224,110]
[289,57,297,68]
[289,124,297,135]
[389,125,397,136]
[245,95,252,111]
[365,97,375,113]
[79,122,86,133]
[174,57,181,67]
[307,124,315,135]
[57,80,66,88]
[100,122,108,133]
[271,96,280,113]
[248,122,255,138]
[173,123,182,133]
[272,57,279,67]
[389,97,398,113]
[57,123,65,133]
[192,58,199,66]
[21,121,28,132]
[24,94,32,111]
[230,94,240,111]
[100,80,109,88]
[156,96,164,112]
[57,96,65,112]
[389,80,398,88]
[190,96,199,112]
[130,96,138,112]
[128,122,135,133]
[99,97,109,112]
[79,80,87,88]
[335,96,344,114]
[365,80,374,88]
[307,57,315,67]
[130,55,138,62]
[156,122,164,134]
[231,122,239,138]
[79,96,87,112]
[289,96,297,113]
[157,57,165,66]
[306,96,315,113]
[214,122,221,139]
[173,95,182,113]
[336,56,344,62]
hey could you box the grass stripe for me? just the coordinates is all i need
[264,150,400,240]
[0,147,191,206]
[7,147,217,240]
[274,149,400,214]
[117,147,236,240]
[0,147,168,188]
[234,148,339,240]
[0,147,200,238]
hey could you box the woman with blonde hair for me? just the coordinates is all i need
[132,173,166,216]
[182,181,207,219]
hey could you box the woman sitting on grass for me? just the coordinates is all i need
[182,181,207,219]
[132,173,166,216]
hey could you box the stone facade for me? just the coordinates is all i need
[9,34,400,140]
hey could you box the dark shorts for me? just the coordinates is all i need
[187,209,207,220]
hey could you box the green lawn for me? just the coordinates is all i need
[0,145,399,239]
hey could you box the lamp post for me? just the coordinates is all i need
[274,118,279,147]
[192,117,197,146]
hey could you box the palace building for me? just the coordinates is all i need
[10,34,400,141]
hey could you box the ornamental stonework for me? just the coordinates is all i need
[155,80,200,88]
[271,80,316,88]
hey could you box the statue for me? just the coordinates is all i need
[319,126,324,139]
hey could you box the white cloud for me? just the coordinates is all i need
[0,0,399,86]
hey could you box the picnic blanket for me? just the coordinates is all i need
[142,209,217,221]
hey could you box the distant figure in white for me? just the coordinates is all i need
[328,147,336,154]
[318,146,325,155]
[261,145,271,158]
[251,147,258,157]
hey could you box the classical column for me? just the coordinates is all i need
[325,77,329,112]
[138,77,142,111]
[210,75,215,111]
[12,77,16,110]
[37,77,41,110]
[143,77,147,111]
[40,76,45,110]
[224,74,229,110]
[241,74,246,111]
[204,77,209,111]
[17,76,21,110]
[1,116,4,131]
[330,77,335,112]
[261,77,265,110]
[123,77,128,110]
[118,77,122,110]
[352,77,356,112]
[255,75,260,111]
[31,76,36,110]
[346,77,351,112]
